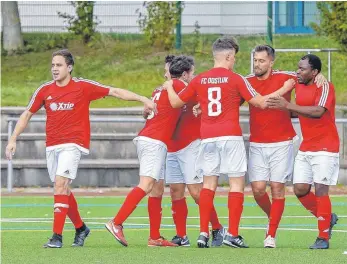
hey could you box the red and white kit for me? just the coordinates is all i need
[27,77,110,181]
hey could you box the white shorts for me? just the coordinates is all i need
[166,139,202,185]
[248,141,295,183]
[134,137,166,181]
[196,137,247,178]
[46,146,82,182]
[293,151,340,186]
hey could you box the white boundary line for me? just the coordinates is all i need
[1,215,347,221]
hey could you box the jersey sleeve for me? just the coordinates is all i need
[315,82,335,110]
[178,79,197,103]
[26,86,45,113]
[81,79,110,101]
[237,75,257,101]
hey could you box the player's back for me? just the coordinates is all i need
[138,79,186,146]
[191,67,255,139]
[247,70,296,143]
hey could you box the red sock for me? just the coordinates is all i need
[172,198,188,237]
[148,196,162,240]
[267,198,285,238]
[113,187,146,225]
[199,189,215,234]
[210,206,222,230]
[316,196,331,240]
[228,192,244,237]
[53,195,69,235]
[298,192,318,217]
[254,193,271,218]
[67,192,83,229]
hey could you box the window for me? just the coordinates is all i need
[274,1,319,34]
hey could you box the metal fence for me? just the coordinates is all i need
[250,48,340,82]
[5,116,347,192]
[16,1,318,35]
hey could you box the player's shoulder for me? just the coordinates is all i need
[34,80,55,94]
[272,70,297,78]
[71,77,95,85]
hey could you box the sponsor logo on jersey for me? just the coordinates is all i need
[50,102,75,111]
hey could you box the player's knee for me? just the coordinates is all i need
[294,183,311,198]
[170,184,185,200]
[54,176,70,195]
[138,176,156,194]
[252,187,266,198]
[314,183,329,197]
[187,185,201,201]
[270,183,285,199]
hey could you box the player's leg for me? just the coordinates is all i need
[293,152,317,216]
[309,155,339,249]
[147,179,164,242]
[180,139,225,247]
[195,141,220,248]
[170,183,190,246]
[220,140,249,248]
[105,140,165,247]
[265,143,293,248]
[249,145,271,217]
[44,147,83,248]
[166,151,189,245]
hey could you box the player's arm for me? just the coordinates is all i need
[6,110,34,160]
[268,82,332,119]
[162,80,187,108]
[248,79,296,109]
[267,97,325,118]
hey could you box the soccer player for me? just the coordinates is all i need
[4,49,156,248]
[163,37,295,248]
[165,56,225,247]
[246,45,330,248]
[105,56,195,247]
[267,54,339,249]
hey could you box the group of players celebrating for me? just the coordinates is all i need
[6,36,339,250]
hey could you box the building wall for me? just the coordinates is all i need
[17,1,268,34]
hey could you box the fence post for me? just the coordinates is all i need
[7,120,14,192]
[175,1,182,50]
[328,50,331,81]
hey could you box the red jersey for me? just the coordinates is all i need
[167,96,201,152]
[247,70,297,143]
[138,79,186,146]
[27,77,110,153]
[179,67,256,139]
[295,82,339,153]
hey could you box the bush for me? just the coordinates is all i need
[137,1,183,51]
[58,1,99,44]
[312,2,347,52]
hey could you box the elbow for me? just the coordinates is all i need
[172,101,182,108]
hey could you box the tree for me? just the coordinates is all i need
[1,1,24,55]
[58,1,99,44]
[312,2,347,52]
[137,1,183,51]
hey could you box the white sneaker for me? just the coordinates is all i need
[264,235,276,248]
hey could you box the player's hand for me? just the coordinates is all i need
[266,96,289,110]
[283,78,296,92]
[193,103,202,117]
[5,140,16,160]
[143,99,157,115]
[142,108,151,119]
[314,73,328,88]
[162,80,173,90]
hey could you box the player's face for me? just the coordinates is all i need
[296,59,315,84]
[226,50,236,70]
[253,51,273,77]
[183,65,195,83]
[51,55,71,82]
[164,63,171,80]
